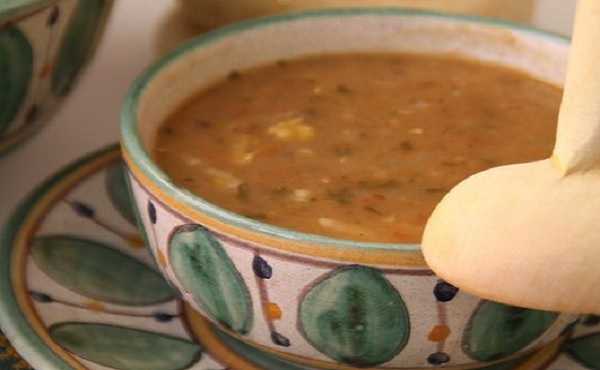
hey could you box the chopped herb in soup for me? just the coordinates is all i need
[154,53,561,243]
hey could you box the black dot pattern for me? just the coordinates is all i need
[25,105,39,125]
[147,201,157,224]
[271,331,291,347]
[252,255,272,279]
[30,291,53,303]
[153,313,175,322]
[434,281,459,302]
[47,6,60,26]
[427,352,450,365]
[71,201,95,218]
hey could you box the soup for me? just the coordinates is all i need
[153,53,561,243]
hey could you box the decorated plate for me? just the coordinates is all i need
[0,144,598,370]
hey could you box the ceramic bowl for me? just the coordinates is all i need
[0,0,113,154]
[121,9,577,369]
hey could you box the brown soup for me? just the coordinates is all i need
[154,53,561,243]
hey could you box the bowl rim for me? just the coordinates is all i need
[121,7,569,253]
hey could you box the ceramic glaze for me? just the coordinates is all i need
[121,9,579,369]
[128,172,576,369]
[0,0,112,155]
[0,144,595,370]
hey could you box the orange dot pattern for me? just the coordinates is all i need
[39,64,53,78]
[127,234,145,249]
[158,250,168,267]
[428,324,451,342]
[267,302,282,320]
[85,301,105,312]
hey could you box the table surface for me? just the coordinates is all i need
[0,0,578,368]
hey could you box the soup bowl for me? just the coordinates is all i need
[0,0,113,155]
[121,9,576,369]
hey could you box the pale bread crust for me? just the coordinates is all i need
[423,0,600,314]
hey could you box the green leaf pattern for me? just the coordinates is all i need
[299,266,410,367]
[0,26,33,133]
[106,162,138,226]
[169,224,253,334]
[463,301,558,362]
[12,152,585,370]
[51,0,109,95]
[566,333,600,369]
[32,235,175,306]
[50,323,202,370]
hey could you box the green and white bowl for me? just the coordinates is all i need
[0,144,597,370]
[0,0,112,155]
[122,9,577,369]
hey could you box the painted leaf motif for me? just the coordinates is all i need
[106,162,137,226]
[0,26,33,133]
[50,323,201,370]
[566,333,600,369]
[123,169,152,249]
[299,266,409,367]
[463,301,558,361]
[169,224,253,334]
[31,235,174,305]
[51,0,109,95]
[122,172,160,270]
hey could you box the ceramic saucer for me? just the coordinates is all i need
[0,144,598,370]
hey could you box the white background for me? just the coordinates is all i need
[0,0,578,227]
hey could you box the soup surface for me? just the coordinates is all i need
[154,53,561,243]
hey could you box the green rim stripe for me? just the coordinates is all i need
[0,143,119,370]
[121,7,568,252]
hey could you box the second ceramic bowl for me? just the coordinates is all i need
[0,0,113,154]
[121,8,576,370]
